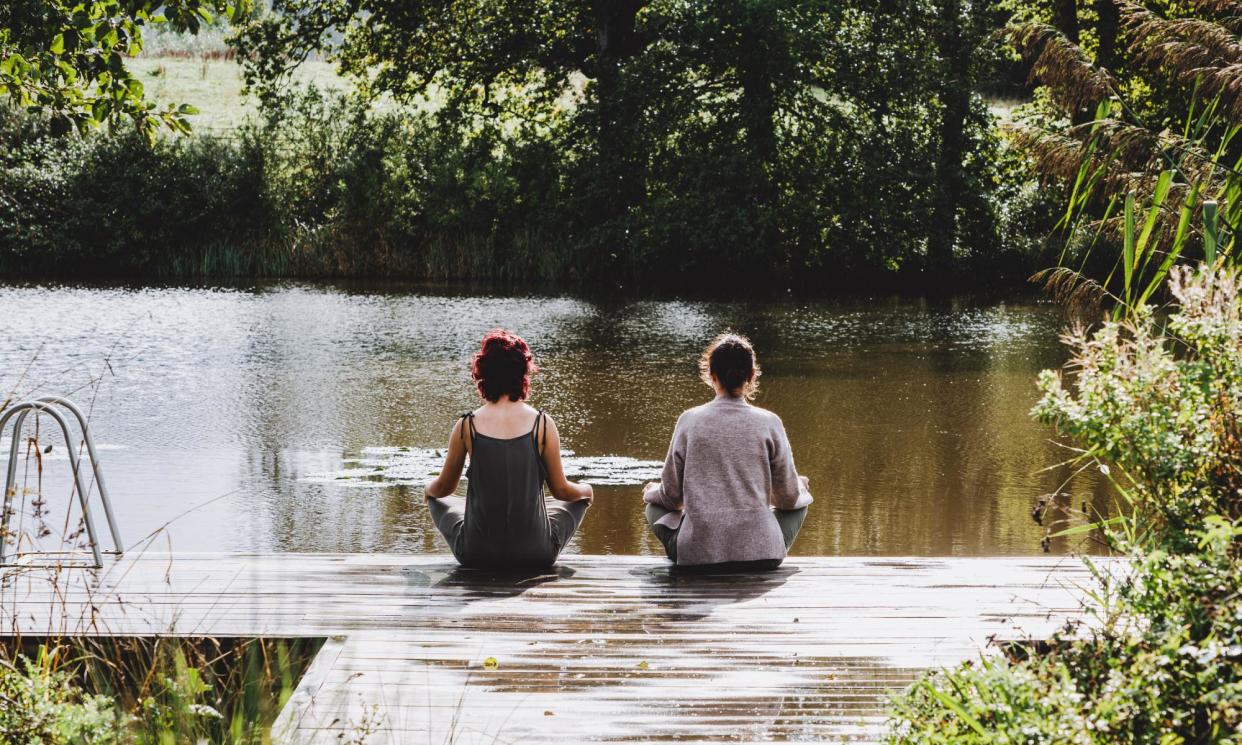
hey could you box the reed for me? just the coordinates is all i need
[1037,96,1241,319]
[1013,0,1242,316]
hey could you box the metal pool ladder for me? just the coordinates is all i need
[0,397,123,568]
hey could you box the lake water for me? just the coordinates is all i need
[0,283,1104,557]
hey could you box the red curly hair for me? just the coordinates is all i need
[472,329,537,402]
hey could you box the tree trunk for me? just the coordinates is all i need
[1052,0,1078,44]
[738,25,777,169]
[591,1,646,228]
[1095,0,1119,69]
[927,0,974,280]
[736,7,783,274]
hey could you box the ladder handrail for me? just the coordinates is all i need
[0,398,120,568]
[24,397,122,552]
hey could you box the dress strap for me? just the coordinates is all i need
[460,412,475,452]
[531,410,546,456]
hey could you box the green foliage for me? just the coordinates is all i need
[227,0,1037,286]
[0,637,319,745]
[0,91,577,279]
[0,105,273,275]
[889,265,1242,744]
[1035,265,1242,549]
[1,0,1064,286]
[891,519,1242,744]
[0,80,1058,284]
[0,0,250,140]
[255,87,571,279]
[0,650,123,745]
[1011,2,1241,308]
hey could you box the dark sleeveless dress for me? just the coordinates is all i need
[427,411,589,569]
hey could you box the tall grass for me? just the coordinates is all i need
[0,636,323,744]
[1033,93,1240,319]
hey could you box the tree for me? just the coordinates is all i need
[235,0,1011,285]
[928,0,998,279]
[0,0,248,140]
[235,0,652,248]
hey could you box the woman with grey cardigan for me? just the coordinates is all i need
[643,333,812,570]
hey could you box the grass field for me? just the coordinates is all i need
[129,58,348,132]
[129,56,1026,134]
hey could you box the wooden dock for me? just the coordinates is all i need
[1,554,1106,743]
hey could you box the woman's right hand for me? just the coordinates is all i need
[579,483,595,503]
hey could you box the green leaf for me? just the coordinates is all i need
[922,681,987,736]
[50,34,66,55]
[91,98,111,121]
[1051,517,1123,538]
[1138,183,1199,306]
[1122,192,1136,308]
[1204,201,1219,265]
[1135,170,1172,268]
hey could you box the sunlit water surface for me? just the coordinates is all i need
[0,283,1103,556]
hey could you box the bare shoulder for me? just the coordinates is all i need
[447,416,466,448]
[535,410,559,455]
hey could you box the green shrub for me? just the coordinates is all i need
[0,77,1059,286]
[889,266,1242,744]
[0,110,273,276]
[0,650,125,745]
[891,520,1241,744]
[1034,267,1242,550]
[0,92,578,281]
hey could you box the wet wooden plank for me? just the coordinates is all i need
[1,554,1112,743]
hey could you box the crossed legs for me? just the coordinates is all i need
[644,503,809,565]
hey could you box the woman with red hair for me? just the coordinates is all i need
[424,329,593,568]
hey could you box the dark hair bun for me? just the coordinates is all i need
[699,332,761,399]
[712,340,753,391]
